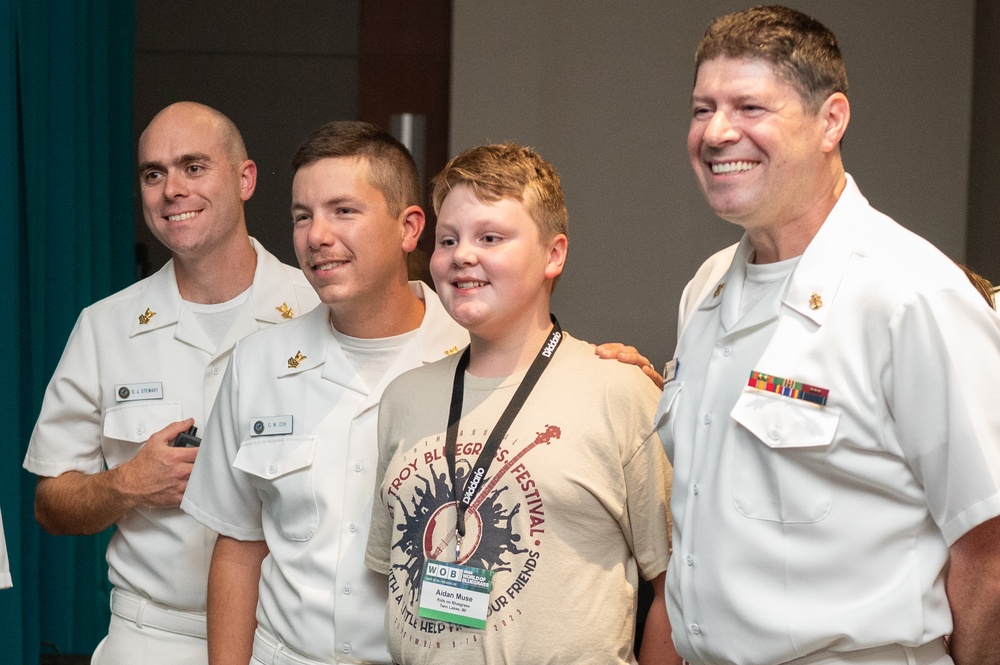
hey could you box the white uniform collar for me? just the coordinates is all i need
[782,174,867,326]
[277,281,467,384]
[699,174,868,330]
[128,238,307,340]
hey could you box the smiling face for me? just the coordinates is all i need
[137,103,255,259]
[291,156,421,326]
[431,184,566,342]
[688,57,838,234]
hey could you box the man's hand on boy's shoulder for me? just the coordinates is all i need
[593,343,664,390]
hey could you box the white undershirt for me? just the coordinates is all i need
[185,288,251,352]
[740,256,799,318]
[331,325,419,391]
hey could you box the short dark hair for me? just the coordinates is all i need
[695,5,848,112]
[291,120,420,217]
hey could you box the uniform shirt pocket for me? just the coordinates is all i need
[102,401,184,468]
[654,381,683,460]
[731,388,839,523]
[233,436,319,541]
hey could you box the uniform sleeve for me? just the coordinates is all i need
[888,285,1000,546]
[618,376,673,581]
[181,344,265,541]
[24,311,106,476]
[365,380,401,575]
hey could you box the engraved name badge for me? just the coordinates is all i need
[250,415,294,436]
[114,382,164,402]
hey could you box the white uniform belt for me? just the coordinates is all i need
[109,588,207,639]
[253,627,333,665]
[787,638,950,665]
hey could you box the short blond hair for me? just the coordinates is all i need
[431,143,568,241]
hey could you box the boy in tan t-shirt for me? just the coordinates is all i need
[366,143,679,664]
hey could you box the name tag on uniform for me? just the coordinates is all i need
[115,382,163,402]
[418,559,493,629]
[250,415,294,436]
[663,358,679,383]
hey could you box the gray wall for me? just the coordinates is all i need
[967,1,1000,284]
[133,1,360,273]
[451,1,975,368]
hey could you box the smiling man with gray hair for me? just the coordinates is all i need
[657,6,1000,664]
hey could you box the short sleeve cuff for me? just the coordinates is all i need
[179,497,264,542]
[942,494,1000,546]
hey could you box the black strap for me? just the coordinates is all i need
[445,316,563,557]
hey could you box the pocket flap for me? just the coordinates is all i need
[731,388,839,449]
[102,401,184,443]
[233,436,317,479]
[654,381,683,430]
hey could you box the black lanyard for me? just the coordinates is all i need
[445,316,563,560]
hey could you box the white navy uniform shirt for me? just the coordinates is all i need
[24,239,318,611]
[658,176,1000,664]
[182,282,468,664]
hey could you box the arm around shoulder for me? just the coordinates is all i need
[593,342,664,390]
[947,514,1000,665]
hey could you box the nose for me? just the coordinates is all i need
[306,212,335,250]
[163,171,189,199]
[451,238,477,266]
[702,110,740,147]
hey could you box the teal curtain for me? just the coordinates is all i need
[1,1,135,662]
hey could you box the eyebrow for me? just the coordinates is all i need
[291,197,358,212]
[692,92,763,105]
[138,152,214,172]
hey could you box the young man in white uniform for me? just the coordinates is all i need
[180,121,469,665]
[659,6,1000,664]
[22,102,318,665]
[181,123,657,665]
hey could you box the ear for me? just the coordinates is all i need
[239,159,258,201]
[819,92,850,153]
[400,205,426,252]
[544,233,569,280]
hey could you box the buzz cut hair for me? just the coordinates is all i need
[291,120,421,218]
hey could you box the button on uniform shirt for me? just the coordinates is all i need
[182,282,468,664]
[657,176,1000,665]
